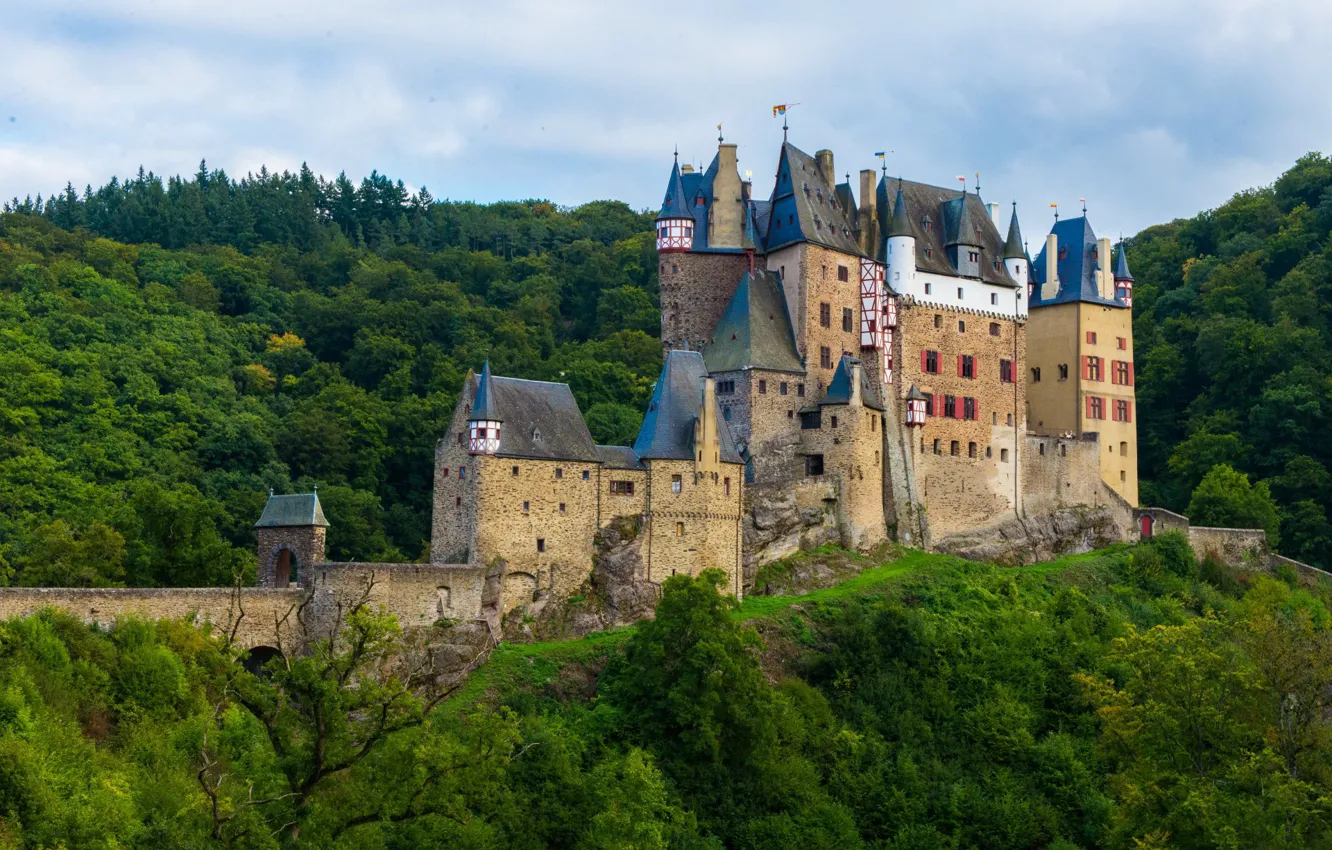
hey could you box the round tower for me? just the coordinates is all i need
[885,181,916,289]
[656,153,694,253]
[467,360,502,455]
[1113,241,1134,308]
[1004,202,1029,290]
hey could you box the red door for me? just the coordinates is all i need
[1140,515,1154,539]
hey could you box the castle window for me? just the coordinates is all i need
[1121,470,1126,482]
[797,383,805,397]
[456,496,461,506]
[582,470,590,480]
[523,501,530,513]
[968,442,977,458]
[675,522,684,536]
[958,320,966,333]
[458,433,465,446]
[1001,448,1010,462]
[1061,444,1067,457]
[871,416,876,432]
[555,467,563,479]
[537,538,545,552]
[804,454,825,476]
[1086,331,1097,345]
[959,355,974,378]
[723,406,731,420]
[1086,356,1103,382]
[933,314,942,328]
[512,465,519,476]
[925,281,933,293]
[843,308,853,332]
[443,467,449,477]
[1113,360,1131,385]
[1032,367,1041,382]
[950,440,960,456]
[1000,358,1014,383]
[1006,413,1013,426]
[925,394,935,416]
[717,379,735,394]
[559,503,566,514]
[957,287,964,299]
[1113,399,1132,422]
[671,475,682,493]
[672,264,678,273]
[990,322,1000,336]
[779,382,788,396]
[788,410,794,418]
[993,412,998,425]
[1039,443,1045,455]
[820,302,831,327]
[800,410,821,430]
[758,379,767,394]
[610,480,635,495]
[943,395,957,418]
[968,252,978,264]
[724,477,731,496]
[930,439,940,454]
[1087,396,1106,420]
[991,293,999,305]
[831,415,838,429]
[924,350,940,374]
[1117,336,1127,350]
[838,265,849,282]
[1058,364,1069,381]
[820,347,832,368]
[963,397,976,420]
[986,446,993,458]
[459,467,466,479]
[926,249,934,259]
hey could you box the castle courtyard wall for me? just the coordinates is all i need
[642,459,745,597]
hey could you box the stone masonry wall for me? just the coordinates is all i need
[598,467,647,523]
[788,244,864,393]
[714,368,806,482]
[305,562,488,634]
[659,252,748,351]
[1189,527,1269,565]
[642,458,745,598]
[1022,432,1113,516]
[896,297,1027,537]
[797,402,888,550]
[0,587,307,650]
[473,456,600,614]
[431,383,480,563]
[257,526,326,587]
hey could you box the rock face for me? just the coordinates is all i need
[932,506,1125,565]
[743,483,840,593]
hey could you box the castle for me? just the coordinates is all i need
[0,131,1168,652]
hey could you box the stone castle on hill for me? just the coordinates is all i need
[4,130,1217,653]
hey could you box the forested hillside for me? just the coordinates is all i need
[0,165,662,586]
[4,540,1332,848]
[2,152,1330,586]
[1130,152,1332,566]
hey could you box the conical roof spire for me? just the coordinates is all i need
[1114,241,1134,281]
[471,359,500,421]
[656,155,692,221]
[887,182,912,238]
[1004,202,1025,259]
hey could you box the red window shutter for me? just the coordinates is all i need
[957,355,963,377]
[1085,395,1092,420]
[1110,361,1119,385]
[1081,356,1089,380]
[921,350,928,371]
[1126,401,1132,423]
[1098,357,1106,382]
[1127,362,1134,386]
[934,394,941,415]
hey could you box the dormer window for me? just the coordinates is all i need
[695,196,705,207]
[921,216,932,232]
[1058,246,1068,260]
[531,427,541,441]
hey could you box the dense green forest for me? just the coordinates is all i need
[4,539,1332,848]
[0,165,663,585]
[2,152,1330,584]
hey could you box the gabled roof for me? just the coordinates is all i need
[596,445,644,470]
[633,350,744,464]
[656,158,692,221]
[1114,241,1133,281]
[461,371,601,462]
[820,354,885,411]
[1030,216,1127,309]
[702,269,803,374]
[881,178,1019,287]
[1003,203,1025,260]
[764,142,864,256]
[256,492,329,528]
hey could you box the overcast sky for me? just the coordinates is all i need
[1,0,1328,237]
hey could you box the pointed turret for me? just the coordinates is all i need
[656,154,695,252]
[1113,241,1134,307]
[887,183,912,237]
[884,182,917,292]
[1004,203,1025,259]
[467,360,503,455]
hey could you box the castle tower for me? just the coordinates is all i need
[255,490,329,587]
[1004,203,1028,291]
[884,182,916,291]
[656,154,694,253]
[467,360,502,454]
[1113,241,1134,308]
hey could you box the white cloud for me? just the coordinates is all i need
[3,0,1332,232]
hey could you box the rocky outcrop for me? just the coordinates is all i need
[932,506,1125,565]
[743,482,840,592]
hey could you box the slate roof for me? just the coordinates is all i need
[1029,216,1127,309]
[764,142,864,256]
[656,158,692,221]
[633,350,744,465]
[944,194,981,248]
[1114,241,1133,281]
[879,177,1019,287]
[472,360,498,420]
[819,354,885,411]
[462,371,601,462]
[702,269,804,374]
[595,445,644,470]
[256,493,329,528]
[1004,204,1025,259]
[886,182,912,238]
[905,384,928,402]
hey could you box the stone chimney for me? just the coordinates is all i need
[1097,237,1113,299]
[815,149,835,189]
[987,202,999,222]
[709,143,743,249]
[849,360,863,407]
[1043,232,1060,301]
